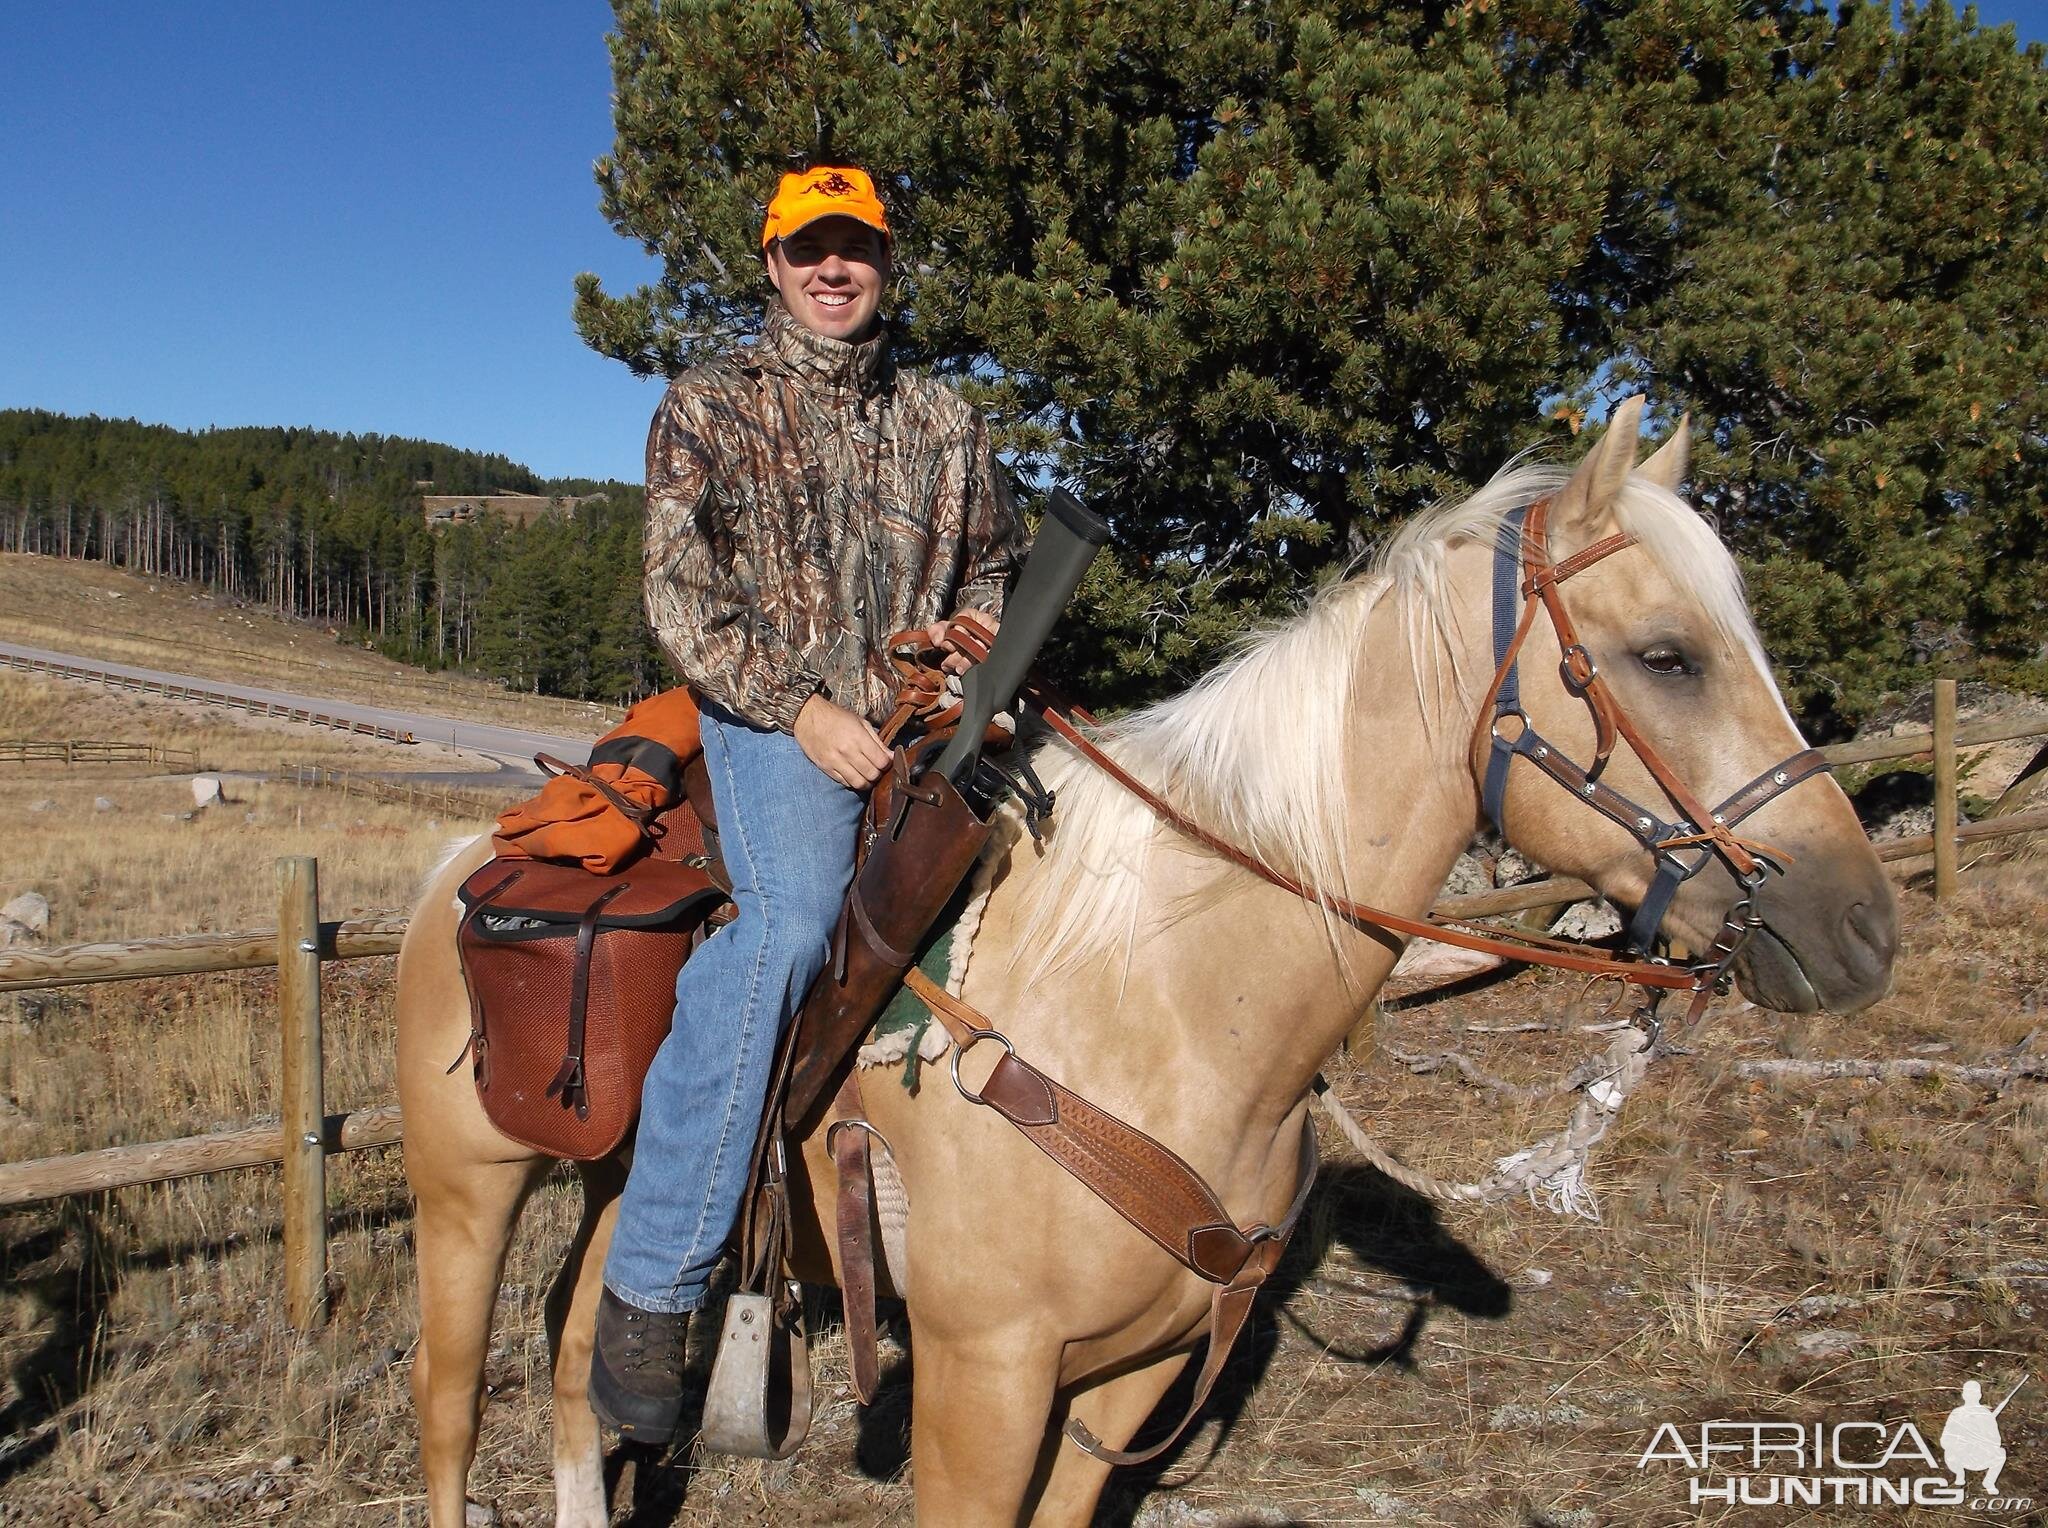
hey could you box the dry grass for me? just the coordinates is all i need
[0,692,514,1524]
[0,677,507,947]
[0,553,620,734]
[0,701,2043,1523]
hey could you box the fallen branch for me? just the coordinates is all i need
[1732,1056,2047,1087]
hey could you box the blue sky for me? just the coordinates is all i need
[1947,0,2048,38]
[1941,0,2039,36]
[0,3,666,483]
[2,2,2043,485]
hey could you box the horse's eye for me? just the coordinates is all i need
[1639,646,1690,677]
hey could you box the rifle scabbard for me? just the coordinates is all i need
[784,764,994,1122]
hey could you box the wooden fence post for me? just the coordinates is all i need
[1933,678,1958,900]
[277,856,328,1329]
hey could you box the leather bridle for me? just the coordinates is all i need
[1030,494,1834,1021]
[1474,494,1830,1000]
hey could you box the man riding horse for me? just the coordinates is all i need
[590,164,1025,1442]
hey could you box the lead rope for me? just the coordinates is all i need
[1311,1020,1656,1221]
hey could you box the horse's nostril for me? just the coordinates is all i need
[1843,898,1898,972]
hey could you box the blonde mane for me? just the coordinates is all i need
[1011,461,1766,983]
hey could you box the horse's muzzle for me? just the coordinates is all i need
[1732,847,1898,1014]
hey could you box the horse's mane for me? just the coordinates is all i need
[1011,461,1768,984]
[421,832,487,901]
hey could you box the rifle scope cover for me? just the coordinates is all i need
[932,487,1110,786]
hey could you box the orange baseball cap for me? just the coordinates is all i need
[760,166,891,248]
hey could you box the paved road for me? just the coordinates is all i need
[0,639,593,775]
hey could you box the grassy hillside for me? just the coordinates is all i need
[0,553,620,736]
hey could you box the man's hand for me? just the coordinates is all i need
[923,609,1001,675]
[794,694,892,788]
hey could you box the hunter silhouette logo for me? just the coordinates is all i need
[1636,1374,2032,1510]
[810,172,857,196]
[1942,1378,2022,1494]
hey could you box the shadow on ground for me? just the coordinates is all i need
[1091,1161,1511,1526]
[0,1191,415,1488]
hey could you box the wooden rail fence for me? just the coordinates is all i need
[0,738,202,770]
[0,859,404,1330]
[0,690,2043,1329]
[287,763,510,819]
[0,650,417,744]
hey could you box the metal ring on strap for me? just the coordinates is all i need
[949,1028,1015,1104]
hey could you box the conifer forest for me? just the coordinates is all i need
[0,410,666,703]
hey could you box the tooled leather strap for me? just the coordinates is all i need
[972,1055,1279,1279]
[904,968,1320,1464]
[545,881,627,1120]
[826,1073,883,1406]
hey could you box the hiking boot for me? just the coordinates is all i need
[589,1287,691,1445]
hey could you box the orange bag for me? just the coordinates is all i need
[492,690,705,873]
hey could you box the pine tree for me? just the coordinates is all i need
[576,0,2046,720]
[1596,1,2047,722]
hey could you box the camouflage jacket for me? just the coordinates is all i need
[642,302,1025,732]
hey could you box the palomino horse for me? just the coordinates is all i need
[396,398,1897,1525]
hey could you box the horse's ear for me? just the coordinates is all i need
[1549,394,1646,533]
[1637,413,1691,491]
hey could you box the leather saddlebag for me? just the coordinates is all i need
[455,856,728,1160]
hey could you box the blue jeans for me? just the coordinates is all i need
[602,697,865,1314]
